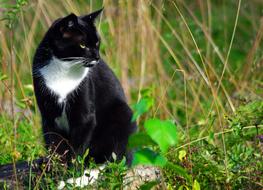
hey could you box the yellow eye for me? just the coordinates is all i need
[80,43,86,49]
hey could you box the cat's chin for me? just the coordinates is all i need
[83,60,99,67]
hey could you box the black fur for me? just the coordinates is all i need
[32,9,136,165]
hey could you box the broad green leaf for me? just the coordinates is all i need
[128,132,157,149]
[179,150,187,162]
[193,180,200,190]
[144,119,177,153]
[132,148,167,167]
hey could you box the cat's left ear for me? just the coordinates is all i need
[81,8,104,23]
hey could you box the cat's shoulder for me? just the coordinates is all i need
[91,60,117,79]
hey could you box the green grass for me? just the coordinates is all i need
[0,0,262,189]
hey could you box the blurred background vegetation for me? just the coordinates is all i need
[0,0,262,189]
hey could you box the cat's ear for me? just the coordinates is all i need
[52,13,79,38]
[52,13,78,30]
[81,8,103,23]
[60,13,78,28]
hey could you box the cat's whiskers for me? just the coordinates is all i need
[60,57,86,61]
[60,57,92,68]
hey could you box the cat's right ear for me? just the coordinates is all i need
[52,13,78,31]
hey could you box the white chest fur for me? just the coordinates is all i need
[40,56,89,103]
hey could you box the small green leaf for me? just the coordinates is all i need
[0,74,8,81]
[83,149,89,160]
[119,157,127,167]
[140,87,154,98]
[207,132,215,146]
[24,84,34,91]
[128,132,157,149]
[193,180,200,190]
[112,152,117,161]
[77,155,82,164]
[179,150,187,162]
[132,98,154,121]
[209,132,214,140]
[132,148,167,167]
[145,119,177,153]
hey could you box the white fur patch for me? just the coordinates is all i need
[57,165,105,189]
[55,104,69,132]
[40,56,89,103]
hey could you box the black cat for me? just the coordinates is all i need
[32,8,136,165]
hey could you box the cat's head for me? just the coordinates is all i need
[47,8,103,67]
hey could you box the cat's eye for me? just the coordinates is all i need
[79,43,86,49]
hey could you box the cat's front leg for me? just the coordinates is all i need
[69,113,96,156]
[42,119,72,162]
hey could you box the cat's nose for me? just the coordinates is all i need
[91,49,100,61]
[94,52,100,61]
